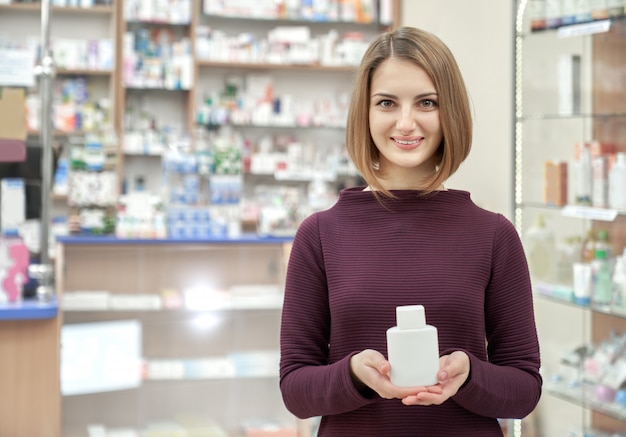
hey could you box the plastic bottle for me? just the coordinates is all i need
[556,236,582,286]
[529,0,547,31]
[524,214,557,283]
[596,229,613,259]
[573,143,593,205]
[581,228,597,263]
[592,247,613,309]
[609,152,626,210]
[612,254,626,314]
[386,305,439,387]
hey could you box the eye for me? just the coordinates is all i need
[376,99,395,108]
[419,99,439,110]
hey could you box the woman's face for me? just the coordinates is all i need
[368,57,443,190]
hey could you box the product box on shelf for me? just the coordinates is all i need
[544,160,568,206]
[0,88,26,142]
[0,178,25,236]
[0,87,27,161]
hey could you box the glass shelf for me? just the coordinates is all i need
[517,112,626,121]
[545,379,626,422]
[535,286,626,320]
[516,203,623,221]
[520,15,625,38]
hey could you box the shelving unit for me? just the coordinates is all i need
[0,2,118,130]
[0,2,401,435]
[0,1,120,227]
[3,0,401,235]
[109,0,401,242]
[57,236,296,437]
[515,0,626,435]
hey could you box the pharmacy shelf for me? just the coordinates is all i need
[517,202,625,221]
[535,285,626,321]
[545,379,626,422]
[62,290,284,312]
[196,60,357,72]
[0,3,113,14]
[0,296,58,320]
[203,12,385,26]
[144,351,279,381]
[57,234,293,245]
[56,69,114,76]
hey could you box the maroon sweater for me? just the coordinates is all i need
[279,187,541,436]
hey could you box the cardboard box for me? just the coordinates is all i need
[544,161,568,206]
[0,87,27,141]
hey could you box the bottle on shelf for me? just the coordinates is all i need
[581,228,597,263]
[572,142,593,206]
[596,229,613,259]
[556,235,582,286]
[611,253,626,314]
[592,246,613,309]
[524,213,556,284]
[609,152,626,211]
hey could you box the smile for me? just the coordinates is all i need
[392,137,423,150]
[395,139,418,145]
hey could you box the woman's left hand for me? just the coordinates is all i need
[401,351,470,406]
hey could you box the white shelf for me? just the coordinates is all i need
[63,290,284,312]
[145,351,279,381]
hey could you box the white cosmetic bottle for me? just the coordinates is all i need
[386,305,439,387]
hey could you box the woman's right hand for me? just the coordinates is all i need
[349,349,439,399]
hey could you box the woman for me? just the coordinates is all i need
[279,26,541,436]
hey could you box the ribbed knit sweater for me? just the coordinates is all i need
[279,187,542,436]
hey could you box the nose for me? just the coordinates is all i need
[396,108,416,133]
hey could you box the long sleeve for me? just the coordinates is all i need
[279,214,377,418]
[450,216,542,418]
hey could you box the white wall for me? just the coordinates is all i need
[401,0,515,220]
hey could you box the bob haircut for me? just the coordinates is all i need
[346,26,473,198]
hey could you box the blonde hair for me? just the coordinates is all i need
[346,26,473,198]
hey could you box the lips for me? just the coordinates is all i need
[392,136,423,150]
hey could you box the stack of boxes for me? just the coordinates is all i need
[0,88,27,236]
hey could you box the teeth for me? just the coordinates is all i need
[395,139,418,145]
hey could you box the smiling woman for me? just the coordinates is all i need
[347,26,473,198]
[279,26,541,437]
[368,58,443,189]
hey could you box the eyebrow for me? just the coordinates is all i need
[371,92,438,100]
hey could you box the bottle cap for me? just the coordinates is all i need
[397,305,426,330]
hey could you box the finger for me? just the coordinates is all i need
[414,391,447,405]
[439,353,467,380]
[378,360,391,377]
[425,385,444,394]
[401,392,441,406]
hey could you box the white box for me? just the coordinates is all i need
[1,178,25,236]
